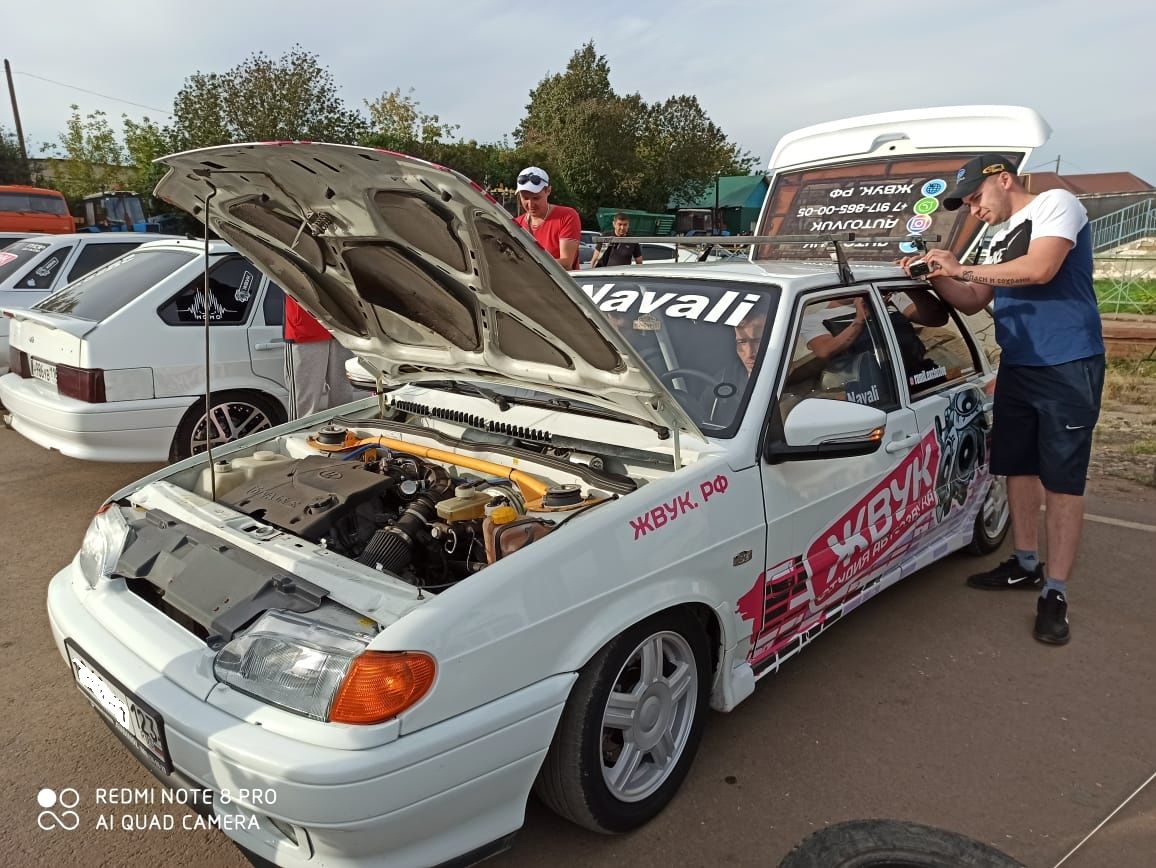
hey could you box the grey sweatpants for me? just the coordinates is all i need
[287,339,357,419]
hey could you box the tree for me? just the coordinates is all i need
[635,95,756,213]
[122,116,174,212]
[364,87,459,151]
[513,42,755,222]
[0,126,28,184]
[43,106,129,203]
[170,46,366,150]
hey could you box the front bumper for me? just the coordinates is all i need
[0,373,190,461]
[46,562,573,867]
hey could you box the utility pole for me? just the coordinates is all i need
[4,59,31,183]
[1054,154,1061,175]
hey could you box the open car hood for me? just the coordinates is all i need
[153,142,702,439]
[753,105,1051,262]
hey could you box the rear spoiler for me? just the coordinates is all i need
[2,307,97,339]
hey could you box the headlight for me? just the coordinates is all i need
[77,506,131,588]
[214,610,435,724]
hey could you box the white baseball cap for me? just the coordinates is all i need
[515,166,550,194]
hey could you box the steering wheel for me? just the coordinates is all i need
[658,368,730,419]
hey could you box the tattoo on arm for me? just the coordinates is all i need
[960,269,1033,287]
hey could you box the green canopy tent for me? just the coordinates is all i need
[670,175,769,235]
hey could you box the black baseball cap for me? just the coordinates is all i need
[943,154,1019,211]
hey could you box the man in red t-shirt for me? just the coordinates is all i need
[512,166,581,270]
[284,297,356,418]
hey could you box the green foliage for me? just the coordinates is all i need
[1,126,29,184]
[513,41,756,221]
[170,46,366,150]
[43,106,130,204]
[364,87,459,151]
[1095,279,1156,315]
[122,116,173,213]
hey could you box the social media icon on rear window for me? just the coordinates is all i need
[921,179,947,197]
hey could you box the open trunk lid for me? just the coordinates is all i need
[753,105,1051,262]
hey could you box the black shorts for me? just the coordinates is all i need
[990,355,1105,495]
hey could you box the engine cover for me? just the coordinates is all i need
[220,455,393,541]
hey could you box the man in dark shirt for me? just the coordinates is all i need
[593,213,644,268]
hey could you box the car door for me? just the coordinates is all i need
[747,287,927,674]
[875,282,996,560]
[247,279,287,390]
[152,256,268,399]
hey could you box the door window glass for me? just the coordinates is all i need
[882,288,978,397]
[66,242,141,284]
[781,292,900,414]
[262,282,284,326]
[11,244,73,289]
[158,257,261,326]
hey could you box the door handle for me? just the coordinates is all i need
[254,340,285,351]
[884,434,919,454]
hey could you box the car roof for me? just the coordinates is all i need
[131,237,236,255]
[16,232,184,245]
[589,256,909,292]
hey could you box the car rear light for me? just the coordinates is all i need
[8,345,30,378]
[57,364,106,403]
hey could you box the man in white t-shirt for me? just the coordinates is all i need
[899,153,1104,646]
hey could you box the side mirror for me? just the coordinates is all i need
[765,398,886,464]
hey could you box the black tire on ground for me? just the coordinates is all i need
[534,608,711,834]
[965,477,1010,555]
[778,819,1025,868]
[169,390,286,463]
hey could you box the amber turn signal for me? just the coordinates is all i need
[329,651,436,724]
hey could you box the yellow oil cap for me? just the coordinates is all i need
[489,506,518,525]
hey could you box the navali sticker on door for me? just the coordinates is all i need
[738,386,990,672]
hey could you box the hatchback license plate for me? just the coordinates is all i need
[65,640,171,772]
[30,358,56,385]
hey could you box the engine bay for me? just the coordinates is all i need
[205,425,612,592]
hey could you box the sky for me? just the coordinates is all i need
[4,0,1155,185]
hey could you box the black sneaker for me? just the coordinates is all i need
[1035,590,1070,645]
[966,555,1044,590]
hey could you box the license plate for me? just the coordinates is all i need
[65,640,172,773]
[30,358,56,385]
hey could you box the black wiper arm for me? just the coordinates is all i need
[424,380,512,411]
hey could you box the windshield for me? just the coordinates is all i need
[104,196,145,226]
[0,240,55,283]
[0,191,69,215]
[33,249,197,321]
[577,276,780,436]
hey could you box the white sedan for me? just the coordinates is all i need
[1,238,290,462]
[44,108,1036,867]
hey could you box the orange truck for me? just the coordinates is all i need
[0,185,75,234]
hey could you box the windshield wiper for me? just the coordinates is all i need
[424,380,513,410]
[422,380,670,438]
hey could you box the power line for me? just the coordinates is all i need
[13,69,171,115]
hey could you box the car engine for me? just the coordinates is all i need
[217,451,547,590]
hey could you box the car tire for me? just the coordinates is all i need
[534,608,711,833]
[169,390,286,463]
[965,476,1009,555]
[777,819,1024,868]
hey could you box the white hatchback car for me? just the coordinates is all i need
[44,108,1040,867]
[0,233,175,373]
[1,238,290,462]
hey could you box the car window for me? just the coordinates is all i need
[17,245,73,289]
[640,244,676,262]
[34,249,199,320]
[884,290,979,398]
[158,256,261,326]
[262,281,284,326]
[0,191,69,215]
[66,242,141,284]
[780,292,901,416]
[578,276,781,436]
